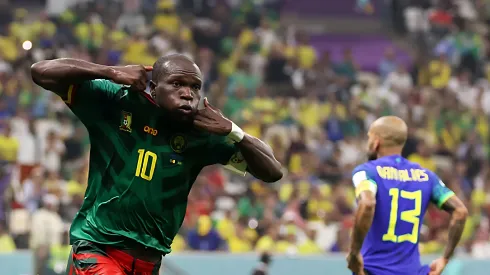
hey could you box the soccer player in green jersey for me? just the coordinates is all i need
[31,54,283,275]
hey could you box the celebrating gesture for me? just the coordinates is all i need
[31,54,283,275]
[193,98,233,136]
[110,65,153,91]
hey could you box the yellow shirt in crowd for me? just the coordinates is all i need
[275,240,294,253]
[307,199,333,221]
[0,36,18,61]
[429,60,451,89]
[75,22,106,47]
[297,45,317,69]
[408,154,437,172]
[0,234,16,252]
[238,28,255,48]
[228,236,252,253]
[255,235,275,252]
[123,40,156,65]
[298,239,323,255]
[216,218,235,241]
[298,101,347,129]
[153,15,180,35]
[171,234,186,252]
[31,20,57,39]
[0,135,19,162]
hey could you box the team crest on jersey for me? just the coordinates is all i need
[170,134,187,153]
[119,111,133,133]
[230,152,245,164]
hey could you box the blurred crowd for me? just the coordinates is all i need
[0,0,490,274]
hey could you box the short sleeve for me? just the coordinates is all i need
[58,79,125,125]
[205,135,247,176]
[430,173,455,208]
[352,164,377,198]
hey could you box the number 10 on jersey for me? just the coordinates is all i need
[135,149,157,181]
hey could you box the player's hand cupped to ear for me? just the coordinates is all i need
[193,98,233,135]
[111,65,153,92]
[347,252,366,275]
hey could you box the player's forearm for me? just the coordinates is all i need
[31,58,116,90]
[237,134,283,183]
[441,196,468,260]
[443,207,468,260]
[350,199,376,254]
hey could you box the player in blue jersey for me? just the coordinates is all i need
[346,116,468,275]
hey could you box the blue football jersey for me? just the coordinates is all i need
[351,155,455,275]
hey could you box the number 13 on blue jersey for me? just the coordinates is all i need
[383,188,422,244]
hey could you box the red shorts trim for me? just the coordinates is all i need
[106,247,157,272]
[71,246,158,275]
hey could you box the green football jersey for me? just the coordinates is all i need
[58,79,247,254]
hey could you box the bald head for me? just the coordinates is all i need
[152,54,201,83]
[369,116,408,147]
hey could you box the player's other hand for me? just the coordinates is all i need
[429,257,449,275]
[193,98,232,135]
[111,65,153,92]
[347,252,365,275]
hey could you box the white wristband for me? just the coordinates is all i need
[227,122,244,143]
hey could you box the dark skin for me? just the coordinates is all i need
[31,57,283,183]
[31,58,152,94]
[347,116,468,275]
[149,56,283,182]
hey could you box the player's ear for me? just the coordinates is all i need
[374,136,381,151]
[149,81,157,97]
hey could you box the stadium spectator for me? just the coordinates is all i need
[378,47,397,80]
[187,215,223,251]
[0,220,15,252]
[29,194,64,250]
[40,131,65,173]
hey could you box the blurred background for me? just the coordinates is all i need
[0,0,490,274]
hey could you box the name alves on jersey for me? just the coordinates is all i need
[376,166,428,182]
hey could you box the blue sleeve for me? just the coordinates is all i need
[428,171,455,208]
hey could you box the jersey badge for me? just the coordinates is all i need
[169,153,184,165]
[230,152,245,164]
[170,134,187,153]
[119,111,133,133]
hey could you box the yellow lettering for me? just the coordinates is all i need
[376,167,429,182]
[390,167,398,180]
[402,169,412,181]
[384,167,391,179]
[397,169,404,181]
[143,126,158,136]
[411,169,419,181]
[383,188,422,244]
[418,170,428,182]
[376,166,386,178]
[135,149,158,181]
